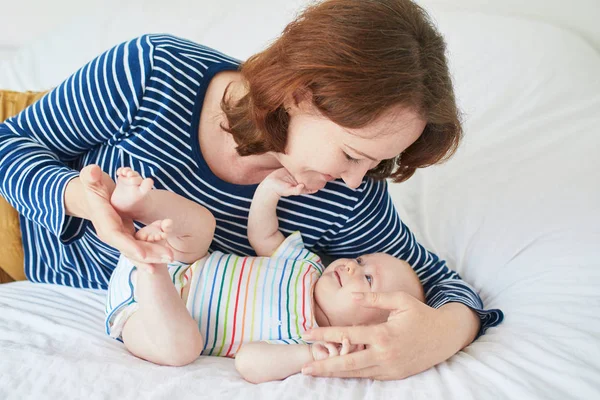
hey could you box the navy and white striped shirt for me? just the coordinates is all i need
[0,34,502,333]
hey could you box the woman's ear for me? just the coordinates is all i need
[285,88,314,115]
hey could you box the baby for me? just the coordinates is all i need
[105,167,425,383]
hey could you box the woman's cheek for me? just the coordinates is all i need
[319,155,346,177]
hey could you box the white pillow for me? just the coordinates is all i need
[387,13,600,397]
[389,5,599,365]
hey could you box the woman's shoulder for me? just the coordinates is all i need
[143,34,242,66]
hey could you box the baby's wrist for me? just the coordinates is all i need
[255,180,282,200]
[307,343,316,362]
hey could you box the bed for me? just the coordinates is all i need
[1,1,599,399]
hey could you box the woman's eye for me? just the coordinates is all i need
[344,152,361,164]
[365,274,373,286]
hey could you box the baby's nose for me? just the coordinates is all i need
[343,260,358,275]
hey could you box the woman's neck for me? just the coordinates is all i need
[198,71,282,185]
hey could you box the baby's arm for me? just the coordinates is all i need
[248,168,316,256]
[235,342,313,383]
[235,341,352,383]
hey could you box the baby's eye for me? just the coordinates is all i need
[365,274,373,286]
[356,257,363,265]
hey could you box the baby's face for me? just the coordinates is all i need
[313,253,423,327]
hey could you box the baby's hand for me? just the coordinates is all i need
[310,341,340,361]
[260,168,318,197]
[310,338,365,361]
[133,219,174,274]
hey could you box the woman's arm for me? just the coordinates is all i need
[0,37,150,232]
[325,179,503,334]
[235,342,314,383]
[304,179,503,379]
[0,36,172,263]
[302,292,481,380]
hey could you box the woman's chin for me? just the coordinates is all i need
[304,182,327,192]
[309,177,333,190]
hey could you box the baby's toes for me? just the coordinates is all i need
[125,169,141,179]
[117,167,132,177]
[121,174,144,187]
[136,228,162,242]
[153,232,168,242]
[135,230,148,241]
[117,167,143,184]
[139,177,155,195]
[160,219,174,233]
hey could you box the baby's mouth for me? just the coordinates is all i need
[334,271,342,287]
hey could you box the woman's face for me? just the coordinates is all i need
[274,99,426,191]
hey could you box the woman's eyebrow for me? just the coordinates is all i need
[345,145,378,161]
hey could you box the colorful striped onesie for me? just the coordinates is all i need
[106,232,323,357]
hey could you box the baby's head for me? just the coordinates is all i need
[313,254,425,327]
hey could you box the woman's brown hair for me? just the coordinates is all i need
[221,0,462,183]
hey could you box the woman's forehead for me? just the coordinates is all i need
[340,109,425,156]
[345,107,424,138]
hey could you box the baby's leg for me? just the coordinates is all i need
[121,221,204,366]
[112,167,216,263]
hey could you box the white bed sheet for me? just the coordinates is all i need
[1,8,599,400]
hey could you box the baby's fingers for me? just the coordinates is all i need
[324,342,340,358]
[293,183,305,196]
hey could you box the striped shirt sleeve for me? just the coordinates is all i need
[326,179,504,335]
[271,231,322,264]
[0,35,153,242]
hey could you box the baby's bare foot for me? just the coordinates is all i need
[135,219,173,244]
[111,167,154,217]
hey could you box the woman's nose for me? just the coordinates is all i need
[340,166,370,189]
[340,174,361,189]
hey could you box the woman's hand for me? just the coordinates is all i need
[76,165,173,269]
[301,292,480,380]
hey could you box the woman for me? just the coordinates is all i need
[0,0,502,380]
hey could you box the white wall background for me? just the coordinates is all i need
[1,0,599,57]
[0,0,598,90]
